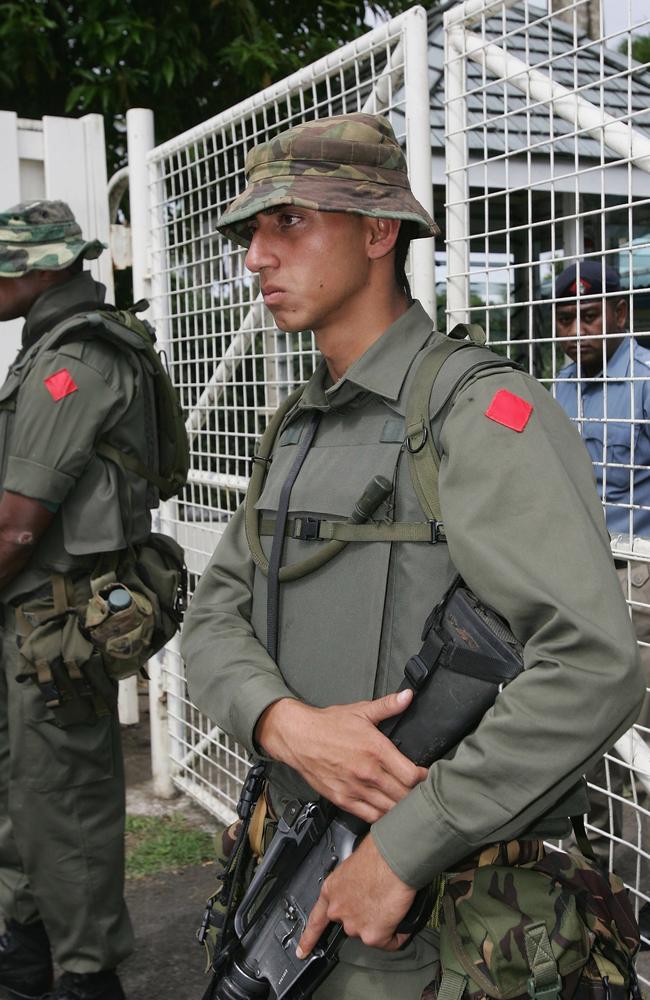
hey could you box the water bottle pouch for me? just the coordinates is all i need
[84,584,154,664]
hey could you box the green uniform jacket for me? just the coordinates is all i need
[0,272,155,604]
[182,301,643,891]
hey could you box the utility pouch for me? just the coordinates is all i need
[15,596,110,726]
[383,576,525,765]
[427,849,641,1000]
[87,533,187,680]
[84,584,154,680]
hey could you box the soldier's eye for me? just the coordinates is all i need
[278,212,302,227]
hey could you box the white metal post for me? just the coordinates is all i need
[126,108,176,795]
[0,112,22,378]
[404,5,436,320]
[117,110,155,730]
[445,17,471,327]
[127,109,155,310]
[114,108,153,726]
[147,143,184,800]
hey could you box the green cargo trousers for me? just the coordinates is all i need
[0,606,134,973]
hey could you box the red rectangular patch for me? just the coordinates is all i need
[485,389,533,432]
[44,368,78,402]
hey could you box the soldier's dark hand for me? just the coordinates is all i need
[295,833,415,957]
[254,690,428,822]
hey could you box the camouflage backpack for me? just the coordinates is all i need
[429,848,641,1000]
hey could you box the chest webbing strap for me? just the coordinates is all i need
[405,337,475,523]
[257,516,445,544]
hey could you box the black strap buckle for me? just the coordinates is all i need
[404,654,431,690]
[294,516,321,541]
[250,452,271,472]
[429,520,445,543]
[237,761,266,821]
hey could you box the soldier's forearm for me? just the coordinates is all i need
[0,491,55,590]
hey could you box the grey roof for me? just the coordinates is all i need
[405,3,650,162]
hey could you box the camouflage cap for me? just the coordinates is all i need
[218,113,440,247]
[0,200,105,278]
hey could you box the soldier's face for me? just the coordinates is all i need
[244,207,374,335]
[0,270,53,322]
[555,297,627,376]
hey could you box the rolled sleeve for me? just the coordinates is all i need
[182,504,297,755]
[6,349,123,504]
[4,457,74,504]
[372,370,644,888]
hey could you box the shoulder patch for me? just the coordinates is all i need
[44,368,78,402]
[485,388,533,432]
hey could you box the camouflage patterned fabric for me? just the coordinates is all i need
[429,849,640,1000]
[218,113,440,247]
[0,200,105,277]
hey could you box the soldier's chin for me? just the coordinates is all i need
[271,312,304,334]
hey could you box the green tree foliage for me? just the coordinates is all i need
[618,33,650,66]
[0,0,417,171]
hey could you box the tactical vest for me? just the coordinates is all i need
[245,327,589,830]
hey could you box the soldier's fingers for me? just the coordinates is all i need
[362,688,413,725]
[375,742,429,791]
[382,931,410,952]
[296,890,330,959]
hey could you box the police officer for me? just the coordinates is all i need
[554,259,650,921]
[182,115,644,999]
[0,201,151,1000]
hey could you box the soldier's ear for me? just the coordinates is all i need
[366,217,400,260]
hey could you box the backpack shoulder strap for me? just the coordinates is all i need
[406,329,517,523]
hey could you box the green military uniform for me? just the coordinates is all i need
[181,117,644,999]
[0,203,156,976]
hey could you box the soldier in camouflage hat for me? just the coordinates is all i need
[183,113,642,1000]
[0,199,162,1000]
[0,200,105,278]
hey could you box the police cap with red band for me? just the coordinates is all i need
[554,260,622,298]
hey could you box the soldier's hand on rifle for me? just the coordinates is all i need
[295,833,415,957]
[254,690,428,823]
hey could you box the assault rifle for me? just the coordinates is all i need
[202,580,525,1000]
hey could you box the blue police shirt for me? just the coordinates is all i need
[555,337,650,539]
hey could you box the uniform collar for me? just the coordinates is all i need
[298,300,434,412]
[22,271,107,351]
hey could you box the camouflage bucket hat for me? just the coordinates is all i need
[218,113,440,247]
[0,200,105,278]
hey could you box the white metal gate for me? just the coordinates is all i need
[146,5,434,823]
[443,0,650,961]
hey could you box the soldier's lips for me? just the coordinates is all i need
[262,286,285,304]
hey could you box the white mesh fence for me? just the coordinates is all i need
[444,0,650,959]
[146,5,433,824]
